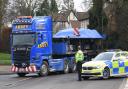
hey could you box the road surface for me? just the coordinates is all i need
[0,73,126,89]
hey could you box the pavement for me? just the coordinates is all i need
[0,65,13,75]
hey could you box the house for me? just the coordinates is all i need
[52,10,89,33]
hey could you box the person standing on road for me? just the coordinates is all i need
[75,46,84,81]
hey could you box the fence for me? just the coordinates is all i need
[0,27,11,53]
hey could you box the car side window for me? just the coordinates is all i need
[114,52,128,61]
[121,53,128,59]
[115,53,120,58]
[121,53,128,57]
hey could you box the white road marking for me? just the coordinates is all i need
[4,77,32,87]
[122,78,128,89]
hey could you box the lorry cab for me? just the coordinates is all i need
[11,16,52,76]
[11,16,75,77]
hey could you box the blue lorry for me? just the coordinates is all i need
[11,16,76,77]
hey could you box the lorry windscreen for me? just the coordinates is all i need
[12,33,36,46]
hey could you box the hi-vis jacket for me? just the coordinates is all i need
[75,50,84,63]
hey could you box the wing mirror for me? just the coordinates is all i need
[38,34,43,40]
[113,59,119,61]
[91,58,95,61]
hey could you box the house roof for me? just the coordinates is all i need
[52,13,67,22]
[70,20,80,28]
[75,12,89,21]
[52,10,70,22]
[52,10,89,22]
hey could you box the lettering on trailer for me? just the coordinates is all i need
[16,25,30,29]
[38,42,48,48]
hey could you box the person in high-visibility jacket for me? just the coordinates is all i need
[75,46,84,81]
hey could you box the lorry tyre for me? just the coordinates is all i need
[63,61,69,74]
[71,61,76,73]
[17,73,26,77]
[38,61,49,77]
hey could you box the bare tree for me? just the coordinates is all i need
[10,0,42,16]
[62,0,74,11]
[0,0,9,29]
[23,0,43,16]
[82,0,93,11]
[4,0,43,24]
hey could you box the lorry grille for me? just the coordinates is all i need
[13,50,30,68]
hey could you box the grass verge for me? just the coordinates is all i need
[0,53,11,65]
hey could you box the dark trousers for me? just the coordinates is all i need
[76,61,82,81]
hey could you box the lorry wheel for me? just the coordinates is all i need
[63,61,69,74]
[71,61,76,73]
[17,73,26,77]
[38,61,49,77]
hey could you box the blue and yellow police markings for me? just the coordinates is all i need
[38,42,48,48]
[112,60,128,74]
[105,60,128,75]
[107,60,128,75]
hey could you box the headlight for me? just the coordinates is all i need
[82,66,101,70]
[93,66,101,69]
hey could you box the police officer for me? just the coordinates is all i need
[75,46,84,81]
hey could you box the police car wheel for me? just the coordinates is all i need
[82,77,89,80]
[17,73,26,77]
[103,68,110,79]
[38,61,49,77]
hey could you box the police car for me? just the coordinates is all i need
[81,51,128,79]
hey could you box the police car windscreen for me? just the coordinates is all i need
[94,52,114,61]
[12,34,35,46]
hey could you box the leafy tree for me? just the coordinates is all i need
[113,0,128,49]
[50,0,58,15]
[0,0,9,46]
[103,0,128,49]
[88,0,108,33]
[36,0,50,16]
[36,0,58,16]
[0,0,9,29]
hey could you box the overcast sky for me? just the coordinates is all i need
[73,0,84,12]
[57,0,92,12]
[73,0,92,12]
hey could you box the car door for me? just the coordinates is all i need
[120,52,128,74]
[118,58,125,75]
[112,59,119,75]
[114,52,128,75]
[112,53,120,75]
